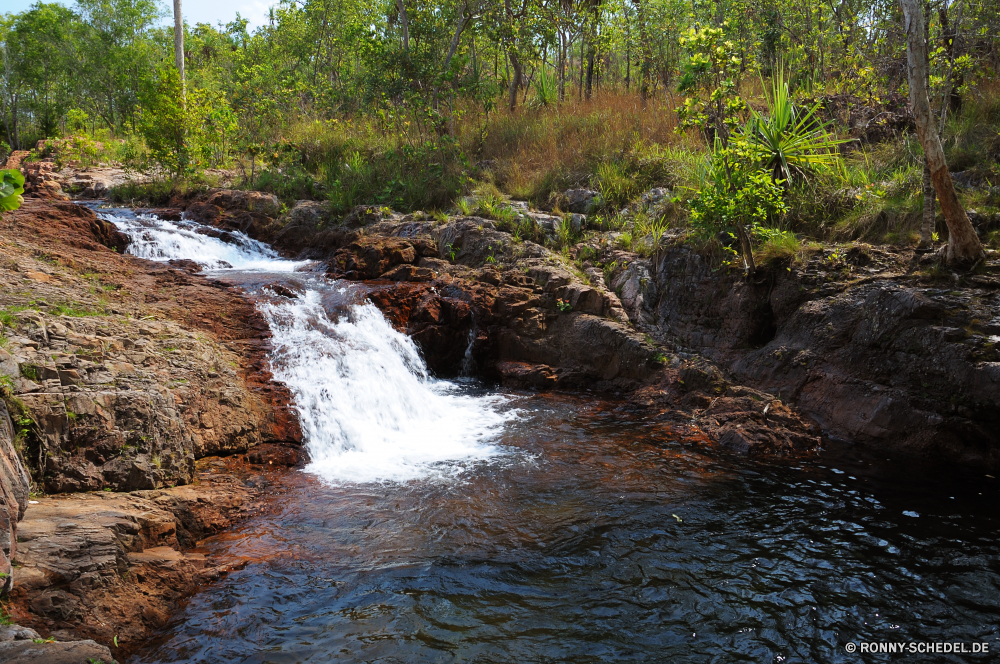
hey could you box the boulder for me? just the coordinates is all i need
[563,188,602,214]
[0,638,116,664]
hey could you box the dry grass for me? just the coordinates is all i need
[461,91,700,204]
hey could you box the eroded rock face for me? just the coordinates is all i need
[327,236,438,280]
[3,312,275,491]
[1,199,302,494]
[323,219,665,390]
[611,243,1000,468]
[0,402,30,592]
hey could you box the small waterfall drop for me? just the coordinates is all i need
[104,207,511,484]
[460,326,477,376]
[110,211,306,272]
[259,294,509,483]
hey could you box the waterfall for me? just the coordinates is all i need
[105,207,511,484]
[259,294,509,483]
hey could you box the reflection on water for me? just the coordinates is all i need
[134,393,1000,663]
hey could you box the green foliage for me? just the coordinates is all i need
[0,0,995,251]
[138,69,190,177]
[677,24,747,144]
[689,143,789,242]
[594,162,638,208]
[323,138,469,214]
[742,70,849,182]
[0,169,25,212]
[66,108,89,133]
[753,229,801,265]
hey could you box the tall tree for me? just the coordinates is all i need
[173,0,185,100]
[901,0,984,265]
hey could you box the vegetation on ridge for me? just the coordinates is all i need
[0,0,998,262]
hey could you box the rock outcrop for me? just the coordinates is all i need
[0,625,115,664]
[1,200,302,492]
[165,193,823,453]
[0,402,30,592]
[610,241,1000,468]
[8,457,275,662]
[322,217,660,390]
[0,196,304,660]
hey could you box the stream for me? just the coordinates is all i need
[104,209,1000,663]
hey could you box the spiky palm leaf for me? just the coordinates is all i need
[743,70,850,183]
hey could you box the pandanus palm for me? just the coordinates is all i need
[743,70,849,183]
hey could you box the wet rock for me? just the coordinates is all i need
[141,207,184,221]
[183,190,282,244]
[9,462,267,660]
[497,361,558,389]
[167,259,202,273]
[247,443,302,466]
[263,283,299,299]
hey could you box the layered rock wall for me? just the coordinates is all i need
[0,402,30,592]
[612,243,1000,467]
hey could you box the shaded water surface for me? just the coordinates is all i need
[104,208,1000,663]
[132,395,1000,664]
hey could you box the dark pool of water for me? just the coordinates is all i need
[133,392,1000,664]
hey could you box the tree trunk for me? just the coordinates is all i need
[901,0,984,265]
[919,159,934,249]
[397,0,410,51]
[508,50,522,111]
[432,2,470,111]
[585,50,594,99]
[173,0,185,100]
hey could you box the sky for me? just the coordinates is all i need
[2,0,279,30]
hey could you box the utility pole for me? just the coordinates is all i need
[173,0,185,100]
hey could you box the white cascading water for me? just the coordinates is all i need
[258,294,509,483]
[114,214,307,272]
[104,209,510,484]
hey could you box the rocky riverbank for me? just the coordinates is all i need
[166,184,1000,468]
[0,194,303,661]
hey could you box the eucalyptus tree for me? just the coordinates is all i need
[901,0,983,265]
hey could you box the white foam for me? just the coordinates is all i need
[259,293,511,483]
[106,212,307,272]
[110,209,512,483]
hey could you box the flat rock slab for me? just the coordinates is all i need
[0,638,115,664]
